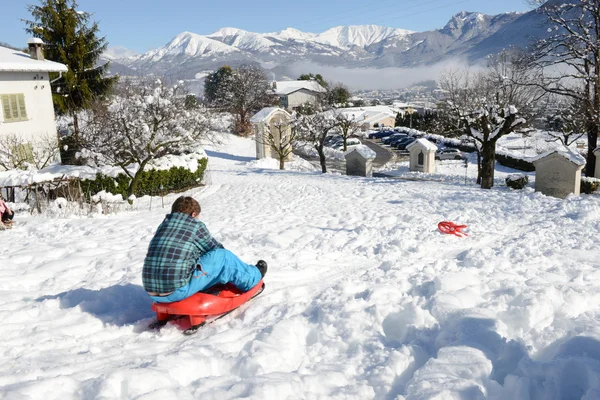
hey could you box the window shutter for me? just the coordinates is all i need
[9,95,18,119]
[17,94,27,120]
[1,95,10,121]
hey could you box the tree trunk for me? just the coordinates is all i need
[480,141,496,189]
[127,159,149,197]
[476,151,482,185]
[72,112,80,145]
[279,157,285,170]
[316,143,327,173]
[586,124,599,177]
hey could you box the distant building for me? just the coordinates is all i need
[0,39,67,168]
[273,80,326,110]
[337,106,396,130]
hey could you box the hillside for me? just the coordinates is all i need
[1,134,599,399]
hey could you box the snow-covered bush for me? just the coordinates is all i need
[79,158,208,199]
[81,79,215,196]
[581,177,600,194]
[506,174,529,190]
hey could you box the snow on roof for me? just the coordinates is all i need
[530,147,586,166]
[274,80,327,95]
[250,107,290,123]
[0,45,68,73]
[406,138,437,151]
[346,144,376,159]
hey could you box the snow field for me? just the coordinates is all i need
[1,134,600,399]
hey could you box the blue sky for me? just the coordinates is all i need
[2,0,532,53]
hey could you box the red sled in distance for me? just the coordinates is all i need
[151,279,265,334]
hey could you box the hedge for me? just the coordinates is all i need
[80,158,208,199]
[495,152,535,172]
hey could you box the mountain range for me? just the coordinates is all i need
[105,4,554,83]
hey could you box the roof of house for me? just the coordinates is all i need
[337,106,396,124]
[250,107,291,123]
[406,138,437,151]
[274,80,327,96]
[0,45,68,73]
[531,147,586,166]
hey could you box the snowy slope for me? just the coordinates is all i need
[1,135,600,399]
[137,31,239,63]
[312,25,412,49]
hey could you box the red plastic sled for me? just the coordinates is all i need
[438,221,468,237]
[151,279,264,333]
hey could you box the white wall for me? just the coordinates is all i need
[286,89,319,109]
[0,71,59,145]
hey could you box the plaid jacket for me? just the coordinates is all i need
[142,212,223,293]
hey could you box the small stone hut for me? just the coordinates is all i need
[532,148,586,199]
[406,138,437,173]
[250,107,293,161]
[345,145,376,177]
[593,147,600,178]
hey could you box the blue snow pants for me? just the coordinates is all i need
[149,249,261,303]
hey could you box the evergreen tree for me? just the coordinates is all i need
[24,0,117,147]
[204,65,232,106]
[299,73,327,89]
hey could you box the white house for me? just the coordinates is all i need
[0,39,68,168]
[273,80,327,110]
[337,106,397,130]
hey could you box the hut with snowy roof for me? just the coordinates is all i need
[532,147,586,199]
[250,107,293,161]
[407,138,437,173]
[345,145,376,177]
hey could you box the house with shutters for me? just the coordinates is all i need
[0,39,68,169]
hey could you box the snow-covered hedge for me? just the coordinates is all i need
[80,158,208,199]
[506,173,529,190]
[581,177,600,194]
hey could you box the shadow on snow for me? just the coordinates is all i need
[36,284,155,327]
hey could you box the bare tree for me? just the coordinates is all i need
[440,52,540,188]
[296,111,340,173]
[0,133,59,170]
[226,65,278,136]
[525,0,600,176]
[81,79,213,196]
[335,112,362,151]
[544,97,587,147]
[256,117,298,170]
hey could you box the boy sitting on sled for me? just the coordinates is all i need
[143,196,267,303]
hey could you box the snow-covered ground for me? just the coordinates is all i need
[2,134,600,400]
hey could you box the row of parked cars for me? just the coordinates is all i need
[367,129,466,160]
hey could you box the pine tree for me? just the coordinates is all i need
[204,65,232,107]
[24,0,118,147]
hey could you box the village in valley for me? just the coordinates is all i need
[2,1,600,399]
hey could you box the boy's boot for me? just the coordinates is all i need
[256,260,268,278]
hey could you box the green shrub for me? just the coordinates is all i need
[506,174,529,190]
[581,178,600,194]
[80,158,208,200]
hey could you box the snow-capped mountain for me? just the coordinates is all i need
[312,25,412,50]
[108,4,555,80]
[102,46,139,60]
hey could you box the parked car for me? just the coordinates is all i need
[368,130,395,140]
[388,135,411,147]
[395,137,417,150]
[324,135,343,147]
[332,138,362,150]
[382,133,409,145]
[435,148,464,160]
[391,137,416,149]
